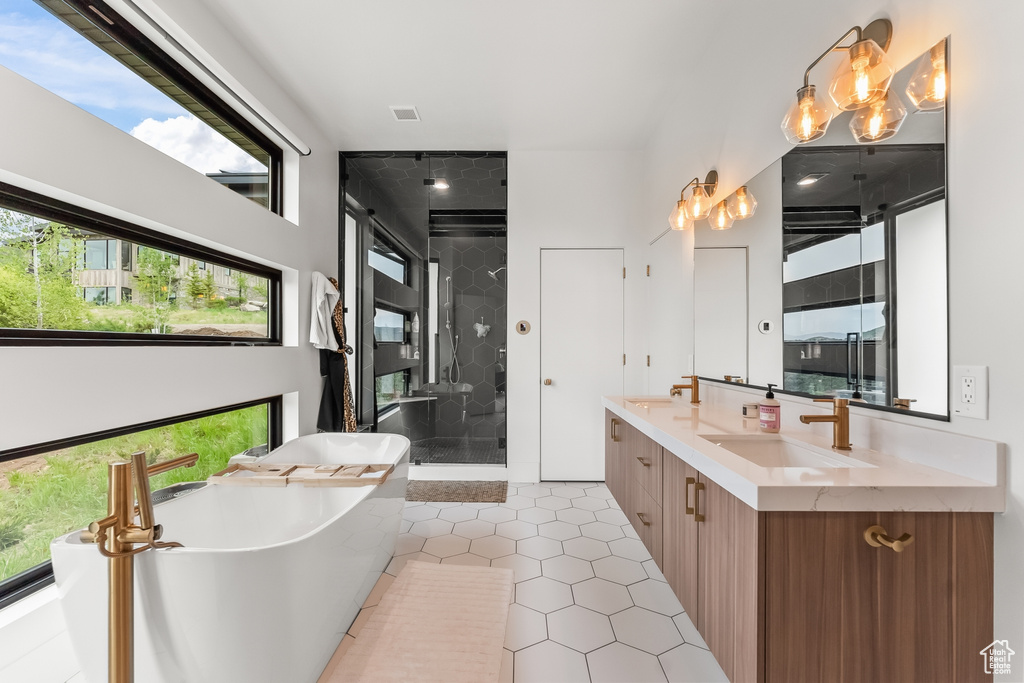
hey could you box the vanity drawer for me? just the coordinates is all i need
[631,479,663,568]
[631,437,663,506]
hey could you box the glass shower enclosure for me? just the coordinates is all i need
[341,152,507,466]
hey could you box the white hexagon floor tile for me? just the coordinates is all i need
[611,607,684,655]
[629,580,684,616]
[541,554,595,584]
[437,505,480,523]
[547,605,615,654]
[556,507,598,525]
[462,502,498,510]
[572,577,633,615]
[425,501,463,509]
[580,521,625,542]
[409,518,455,538]
[585,486,615,500]
[672,613,708,649]
[593,556,649,586]
[491,553,543,583]
[588,642,668,683]
[621,523,641,540]
[478,506,518,524]
[609,537,651,562]
[514,641,590,683]
[643,559,667,582]
[421,534,470,558]
[400,519,412,533]
[496,520,539,540]
[515,576,574,613]
[452,519,496,540]
[515,485,551,498]
[403,505,440,522]
[469,534,518,560]
[394,533,425,555]
[659,643,728,682]
[535,495,573,511]
[551,485,587,499]
[503,495,537,510]
[441,552,491,567]
[538,520,581,541]
[504,604,548,651]
[516,536,564,561]
[571,496,609,511]
[594,508,630,526]
[517,507,557,525]
[563,537,612,562]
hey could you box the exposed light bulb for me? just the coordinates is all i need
[668,199,692,230]
[828,39,894,111]
[707,201,734,230]
[906,41,947,111]
[849,89,907,143]
[782,85,833,144]
[686,185,713,220]
[726,186,758,220]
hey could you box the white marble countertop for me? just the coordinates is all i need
[603,395,1005,512]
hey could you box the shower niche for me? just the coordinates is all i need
[341,152,507,466]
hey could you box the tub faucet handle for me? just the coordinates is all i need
[133,452,198,533]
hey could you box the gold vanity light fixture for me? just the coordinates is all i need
[668,171,718,229]
[849,88,908,143]
[905,40,947,110]
[782,19,895,144]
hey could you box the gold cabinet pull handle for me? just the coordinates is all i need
[610,419,619,442]
[693,481,706,522]
[543,378,552,385]
[636,456,650,467]
[864,524,914,552]
[636,511,651,527]
[685,476,695,516]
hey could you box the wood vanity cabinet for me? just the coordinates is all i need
[604,410,994,683]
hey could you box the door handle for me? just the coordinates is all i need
[543,378,552,385]
[693,481,706,523]
[635,511,651,527]
[685,477,695,516]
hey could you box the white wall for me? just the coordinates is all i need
[640,0,1024,669]
[506,151,645,482]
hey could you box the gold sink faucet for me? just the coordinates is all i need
[81,451,198,683]
[670,375,700,404]
[799,398,851,450]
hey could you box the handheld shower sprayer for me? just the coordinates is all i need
[487,266,506,281]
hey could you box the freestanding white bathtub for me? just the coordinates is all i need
[51,433,409,683]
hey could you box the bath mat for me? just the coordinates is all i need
[331,561,514,682]
[406,479,507,503]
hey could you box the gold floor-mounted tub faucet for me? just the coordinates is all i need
[799,398,851,450]
[81,451,198,683]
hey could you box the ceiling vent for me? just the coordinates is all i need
[389,106,420,122]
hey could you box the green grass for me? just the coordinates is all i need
[84,305,267,332]
[0,406,267,582]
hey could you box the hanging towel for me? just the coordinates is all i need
[310,271,340,351]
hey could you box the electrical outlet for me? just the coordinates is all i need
[953,365,988,420]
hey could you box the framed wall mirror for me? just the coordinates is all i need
[694,37,949,419]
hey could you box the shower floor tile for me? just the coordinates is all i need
[320,482,728,683]
[411,437,505,465]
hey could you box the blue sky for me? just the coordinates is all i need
[0,0,266,173]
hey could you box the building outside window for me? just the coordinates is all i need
[82,239,116,270]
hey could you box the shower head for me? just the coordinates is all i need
[487,267,506,280]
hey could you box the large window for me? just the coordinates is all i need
[0,398,281,607]
[0,183,280,343]
[0,0,281,212]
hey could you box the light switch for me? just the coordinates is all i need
[953,365,988,420]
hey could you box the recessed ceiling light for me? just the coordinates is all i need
[797,173,829,186]
[433,179,450,190]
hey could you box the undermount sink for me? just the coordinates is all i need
[697,433,876,469]
[624,397,673,407]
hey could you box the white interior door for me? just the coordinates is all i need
[540,248,624,481]
[694,247,748,381]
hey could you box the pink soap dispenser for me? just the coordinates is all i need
[759,383,781,433]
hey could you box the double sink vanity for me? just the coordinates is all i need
[603,388,1002,682]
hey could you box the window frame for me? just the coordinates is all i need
[0,181,282,345]
[37,0,283,214]
[0,395,283,609]
[372,302,410,345]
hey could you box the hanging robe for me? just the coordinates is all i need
[316,277,357,432]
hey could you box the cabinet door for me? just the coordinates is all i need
[662,456,699,617]
[764,512,882,682]
[604,411,622,500]
[698,476,763,683]
[630,479,663,567]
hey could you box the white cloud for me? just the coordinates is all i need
[131,115,267,175]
